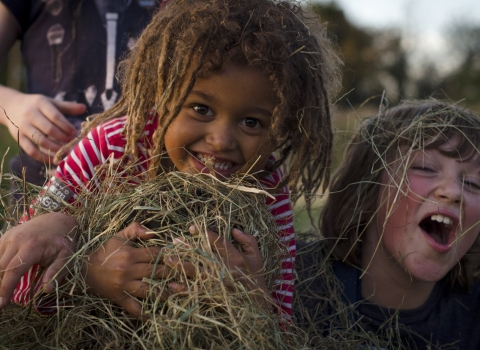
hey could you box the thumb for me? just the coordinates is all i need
[51,99,87,116]
[232,228,260,257]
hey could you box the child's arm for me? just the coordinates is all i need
[2,117,172,315]
[81,222,185,319]
[0,212,78,309]
[267,192,295,319]
[260,163,295,319]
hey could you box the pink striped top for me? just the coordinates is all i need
[13,112,296,318]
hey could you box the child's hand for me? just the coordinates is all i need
[189,226,270,310]
[82,222,191,319]
[0,212,79,309]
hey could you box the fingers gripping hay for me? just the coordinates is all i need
[0,167,305,349]
[71,170,283,293]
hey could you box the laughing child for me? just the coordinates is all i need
[297,100,480,349]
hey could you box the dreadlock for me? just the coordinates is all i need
[56,0,341,208]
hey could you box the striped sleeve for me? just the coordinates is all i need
[12,117,129,308]
[260,165,295,320]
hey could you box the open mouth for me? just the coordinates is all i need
[196,153,234,171]
[419,214,454,246]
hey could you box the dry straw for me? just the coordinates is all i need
[0,161,306,349]
[294,100,480,349]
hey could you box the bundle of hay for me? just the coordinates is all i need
[0,165,304,349]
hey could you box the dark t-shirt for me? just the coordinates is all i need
[3,0,160,185]
[295,241,480,350]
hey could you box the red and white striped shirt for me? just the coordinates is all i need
[13,112,296,318]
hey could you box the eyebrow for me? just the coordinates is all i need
[189,90,273,117]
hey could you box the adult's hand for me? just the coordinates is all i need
[0,87,86,163]
[83,222,190,319]
[0,212,79,309]
[0,3,86,163]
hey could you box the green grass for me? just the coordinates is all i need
[293,105,374,234]
[0,125,19,216]
[0,124,18,174]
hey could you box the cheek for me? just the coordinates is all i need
[376,188,414,253]
[162,120,188,169]
[458,227,480,258]
[248,144,273,172]
[163,121,180,150]
[460,195,480,254]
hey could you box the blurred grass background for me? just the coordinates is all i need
[0,42,21,190]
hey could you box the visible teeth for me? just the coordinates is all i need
[430,214,453,226]
[196,153,233,171]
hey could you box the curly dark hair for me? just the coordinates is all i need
[321,100,480,290]
[56,0,341,208]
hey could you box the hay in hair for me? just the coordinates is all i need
[0,164,307,349]
[290,99,480,348]
[55,0,342,215]
[321,99,480,290]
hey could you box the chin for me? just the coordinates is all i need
[403,257,451,283]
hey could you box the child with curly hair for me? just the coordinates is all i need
[0,0,340,321]
[297,100,480,349]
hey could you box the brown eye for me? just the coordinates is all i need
[243,118,260,128]
[192,105,212,115]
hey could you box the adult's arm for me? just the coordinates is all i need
[0,2,19,63]
[0,2,85,163]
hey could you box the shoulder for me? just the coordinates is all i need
[260,156,290,212]
[294,240,347,326]
[435,278,480,317]
[296,241,357,288]
[73,116,129,162]
[364,279,480,349]
[259,155,287,189]
[51,116,129,187]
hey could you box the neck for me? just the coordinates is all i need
[361,233,436,310]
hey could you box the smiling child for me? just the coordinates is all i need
[0,0,340,321]
[297,100,480,349]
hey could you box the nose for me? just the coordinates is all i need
[205,120,237,153]
[434,175,462,204]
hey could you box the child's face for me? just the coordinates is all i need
[162,63,276,178]
[366,135,480,284]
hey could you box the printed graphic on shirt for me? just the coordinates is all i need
[39,177,74,211]
[44,0,63,16]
